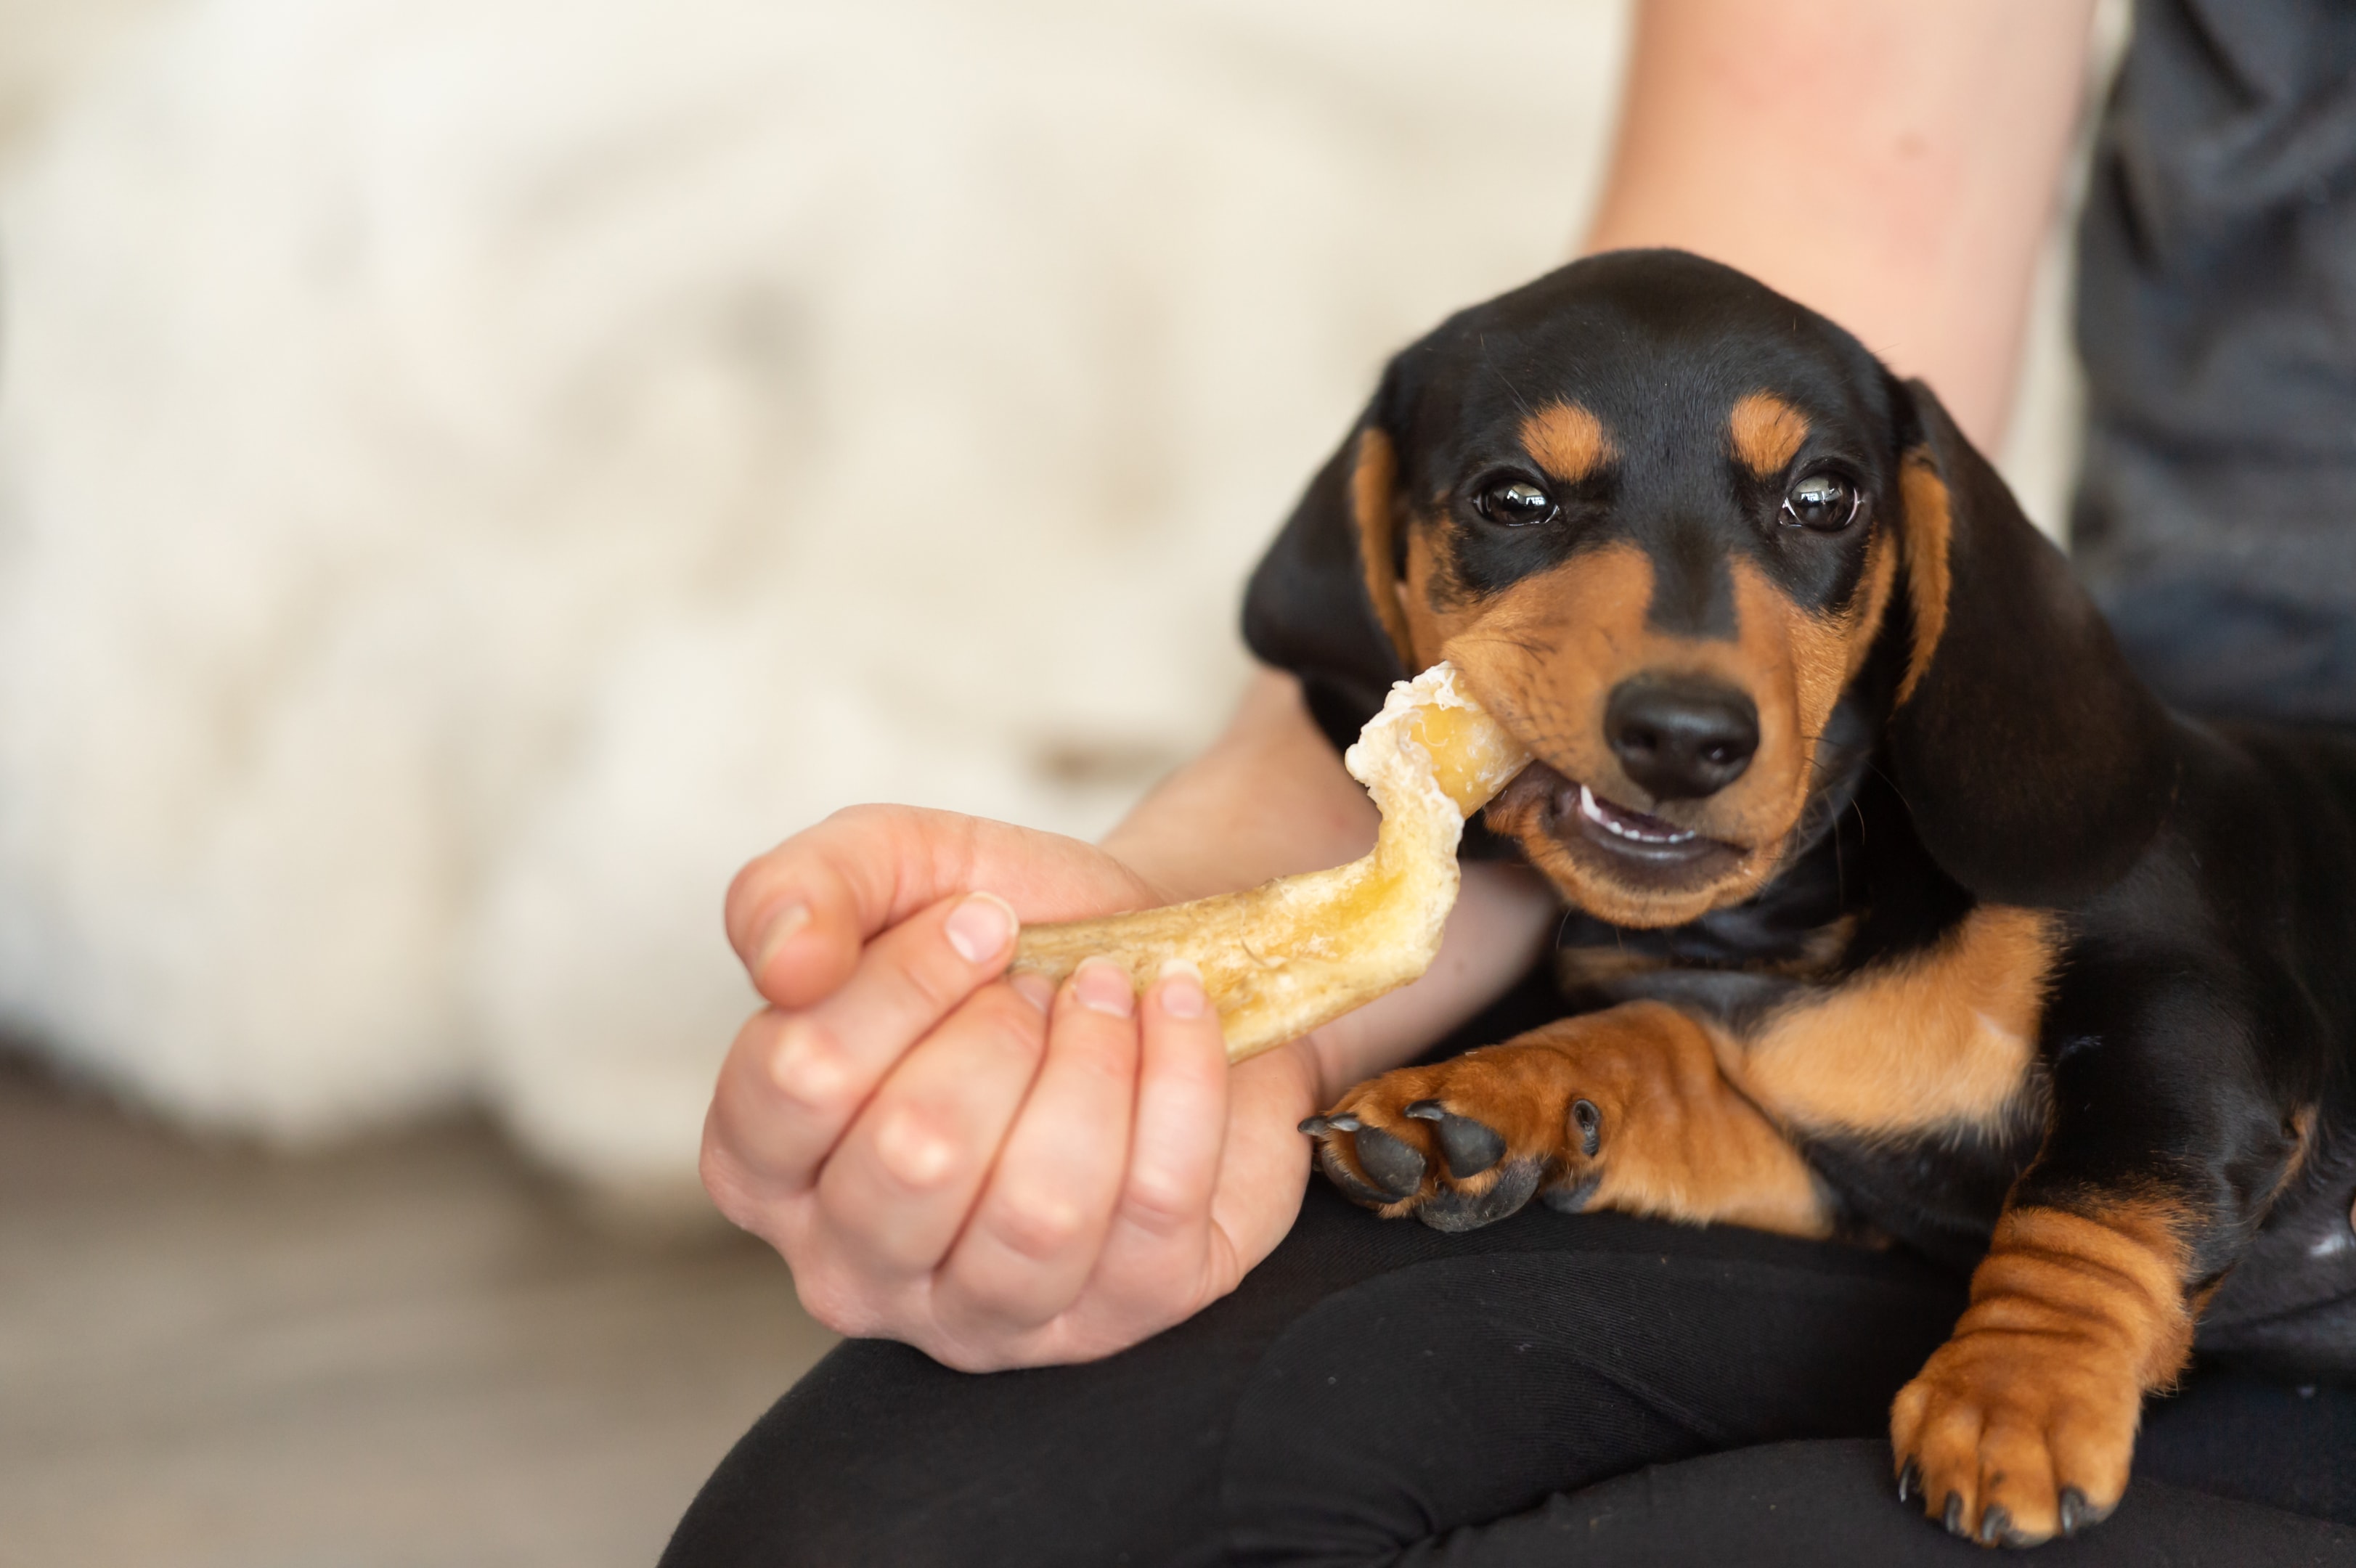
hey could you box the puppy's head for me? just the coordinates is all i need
[1248,250,2172,925]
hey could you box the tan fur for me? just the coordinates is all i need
[1554,946,1672,989]
[1328,1000,1831,1238]
[1729,391,1810,475]
[1519,401,1615,485]
[1350,427,1415,668]
[1896,452,1952,708]
[2276,1104,2320,1200]
[1728,906,2058,1138]
[1428,540,1894,928]
[1891,1200,2193,1543]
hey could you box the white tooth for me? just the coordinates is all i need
[1579,782,1696,844]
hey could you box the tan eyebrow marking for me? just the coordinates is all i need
[1518,401,1616,485]
[1730,391,1811,476]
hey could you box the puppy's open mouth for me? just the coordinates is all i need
[1488,760,1746,891]
[1573,784,1699,849]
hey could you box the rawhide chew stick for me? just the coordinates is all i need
[1011,663,1530,1064]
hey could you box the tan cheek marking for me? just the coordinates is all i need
[1843,531,1900,685]
[1448,547,1827,921]
[1435,543,1655,769]
[1724,905,2058,1138]
[1896,453,1952,707]
[1727,558,1807,769]
[1400,523,1476,674]
[1519,401,1616,485]
[1348,427,1415,669]
[1441,543,1885,926]
[1735,532,1897,766]
[1731,391,1811,476]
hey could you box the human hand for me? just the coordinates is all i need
[703,804,1321,1371]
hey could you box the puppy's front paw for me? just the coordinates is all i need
[1889,1330,2141,1547]
[1891,1203,2191,1547]
[1300,1040,1603,1232]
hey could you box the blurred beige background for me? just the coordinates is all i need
[0,0,2106,1562]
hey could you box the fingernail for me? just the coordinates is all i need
[1073,957,1135,1018]
[1156,957,1207,1020]
[945,892,1015,965]
[754,902,811,974]
[1008,972,1054,1014]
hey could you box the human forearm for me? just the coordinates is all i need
[1585,0,2098,449]
[1099,669,1382,902]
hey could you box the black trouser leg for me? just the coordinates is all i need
[666,1169,2356,1568]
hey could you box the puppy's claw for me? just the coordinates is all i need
[1415,1159,1541,1232]
[1942,1493,1965,1537]
[1297,1115,1331,1136]
[1404,1099,1507,1177]
[1315,1140,1394,1207]
[1978,1505,2010,1546]
[1351,1124,1427,1199]
[1895,1457,1920,1506]
[2058,1487,2091,1539]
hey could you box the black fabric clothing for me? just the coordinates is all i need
[2074,0,2356,722]
[662,1181,2356,1566]
[665,973,2356,1566]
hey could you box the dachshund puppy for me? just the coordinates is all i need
[1248,250,2355,1548]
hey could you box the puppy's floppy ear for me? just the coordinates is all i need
[1885,377,2175,907]
[1242,364,1417,749]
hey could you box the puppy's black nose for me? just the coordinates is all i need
[1605,677,1759,800]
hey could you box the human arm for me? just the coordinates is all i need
[1585,0,2099,449]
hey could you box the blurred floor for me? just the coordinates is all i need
[0,1053,836,1568]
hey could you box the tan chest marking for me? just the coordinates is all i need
[1722,905,2058,1139]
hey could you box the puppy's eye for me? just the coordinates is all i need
[1781,472,1860,532]
[1474,478,1559,527]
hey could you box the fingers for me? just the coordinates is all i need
[1205,1035,1321,1262]
[810,970,1054,1278]
[706,889,1020,1188]
[933,959,1146,1330]
[1074,962,1239,1331]
[726,805,1152,1008]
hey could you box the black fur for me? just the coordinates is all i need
[1245,249,2356,1373]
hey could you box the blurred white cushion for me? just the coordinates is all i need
[0,0,1632,1191]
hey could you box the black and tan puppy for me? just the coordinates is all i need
[1251,250,2356,1548]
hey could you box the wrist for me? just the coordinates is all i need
[1091,830,1194,908]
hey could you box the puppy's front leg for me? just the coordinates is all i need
[1890,1199,2191,1546]
[1302,1000,1832,1236]
[1890,985,2310,1548]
